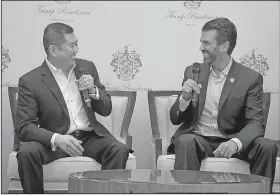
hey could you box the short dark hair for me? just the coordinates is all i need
[43,23,74,55]
[202,18,237,55]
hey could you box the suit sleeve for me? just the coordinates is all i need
[234,73,265,150]
[90,62,112,116]
[15,77,54,146]
[169,65,197,126]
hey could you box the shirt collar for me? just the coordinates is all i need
[45,58,76,74]
[210,57,233,76]
[45,58,58,72]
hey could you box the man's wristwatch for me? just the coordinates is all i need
[89,86,100,100]
[89,86,97,96]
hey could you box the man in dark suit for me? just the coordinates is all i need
[15,22,131,193]
[168,18,277,190]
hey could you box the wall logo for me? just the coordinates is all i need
[1,46,12,74]
[111,45,142,81]
[35,1,90,23]
[183,1,202,9]
[55,1,71,4]
[239,48,269,76]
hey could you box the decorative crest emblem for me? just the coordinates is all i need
[2,46,12,74]
[239,48,269,76]
[183,1,202,9]
[111,45,142,81]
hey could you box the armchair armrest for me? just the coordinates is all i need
[126,135,132,151]
[276,140,280,157]
[13,133,20,152]
[155,138,162,162]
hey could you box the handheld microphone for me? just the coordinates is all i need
[191,63,200,107]
[75,68,91,107]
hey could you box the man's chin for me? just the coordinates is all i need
[203,58,210,64]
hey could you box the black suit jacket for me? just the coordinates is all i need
[168,60,264,153]
[15,58,112,147]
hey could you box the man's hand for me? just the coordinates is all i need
[76,74,96,94]
[213,140,238,158]
[54,134,84,157]
[182,79,202,102]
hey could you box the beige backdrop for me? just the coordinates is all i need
[1,1,279,192]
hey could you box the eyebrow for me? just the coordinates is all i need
[200,40,211,44]
[69,40,78,45]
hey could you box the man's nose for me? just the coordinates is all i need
[199,44,205,51]
[73,45,79,53]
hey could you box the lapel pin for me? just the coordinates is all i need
[230,78,235,83]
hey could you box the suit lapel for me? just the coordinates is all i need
[218,61,239,112]
[41,61,69,118]
[198,63,210,118]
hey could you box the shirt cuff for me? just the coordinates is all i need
[179,95,191,112]
[50,133,58,151]
[89,86,100,100]
[231,138,243,152]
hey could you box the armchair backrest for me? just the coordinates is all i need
[8,87,136,151]
[148,90,271,154]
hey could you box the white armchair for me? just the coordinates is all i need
[148,90,280,193]
[7,87,137,193]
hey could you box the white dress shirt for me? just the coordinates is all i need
[45,59,99,151]
[179,58,243,152]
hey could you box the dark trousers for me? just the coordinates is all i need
[171,133,277,191]
[16,133,130,193]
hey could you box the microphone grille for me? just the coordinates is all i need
[192,63,200,74]
[76,68,86,79]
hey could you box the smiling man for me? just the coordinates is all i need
[168,17,277,191]
[15,23,131,193]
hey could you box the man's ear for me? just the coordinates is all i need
[220,41,230,53]
[49,45,56,57]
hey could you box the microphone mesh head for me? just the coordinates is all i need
[76,68,86,79]
[192,63,200,74]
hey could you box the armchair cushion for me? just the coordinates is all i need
[95,95,128,144]
[111,96,128,144]
[154,96,180,155]
[157,154,250,174]
[157,154,175,170]
[154,97,170,139]
[200,157,250,174]
[95,113,112,135]
[7,151,136,182]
